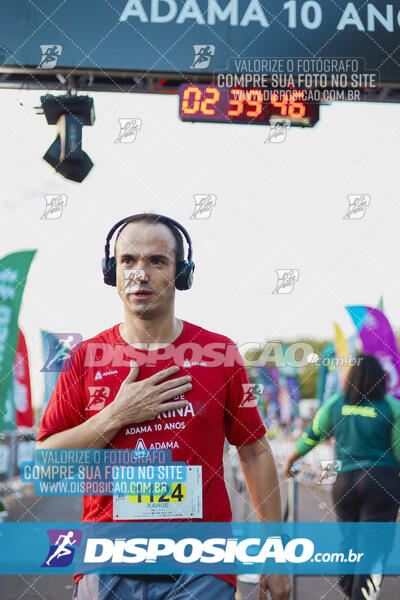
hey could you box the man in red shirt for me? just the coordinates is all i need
[36,213,291,600]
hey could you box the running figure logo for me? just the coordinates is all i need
[42,529,82,567]
[239,384,264,407]
[265,118,291,144]
[121,269,146,294]
[272,270,299,294]
[41,194,67,220]
[343,194,371,219]
[190,195,217,219]
[41,333,82,372]
[190,45,215,69]
[38,45,62,69]
[115,118,142,143]
[86,386,111,411]
[318,460,342,484]
[376,352,400,398]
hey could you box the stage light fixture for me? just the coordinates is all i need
[41,94,95,183]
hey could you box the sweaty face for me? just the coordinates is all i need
[115,221,177,317]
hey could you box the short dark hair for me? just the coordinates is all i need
[344,353,386,405]
[113,213,185,268]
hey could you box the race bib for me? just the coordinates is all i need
[113,465,203,520]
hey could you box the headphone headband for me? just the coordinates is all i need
[104,213,193,263]
[102,213,195,290]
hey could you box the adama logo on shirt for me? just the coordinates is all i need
[94,369,118,381]
[133,437,179,450]
[183,359,206,367]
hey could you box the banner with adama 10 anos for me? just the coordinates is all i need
[0,1,399,83]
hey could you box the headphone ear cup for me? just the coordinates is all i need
[175,260,195,291]
[186,261,195,289]
[102,256,117,287]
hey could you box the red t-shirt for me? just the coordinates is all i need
[37,320,266,588]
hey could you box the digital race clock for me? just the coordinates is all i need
[178,84,319,127]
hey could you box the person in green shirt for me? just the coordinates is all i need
[285,353,400,600]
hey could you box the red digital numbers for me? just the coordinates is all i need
[181,85,202,114]
[228,88,263,117]
[201,86,220,114]
[271,91,306,118]
[181,85,220,116]
[227,88,245,116]
[180,85,308,122]
[246,89,263,117]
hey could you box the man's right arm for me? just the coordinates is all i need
[35,403,124,449]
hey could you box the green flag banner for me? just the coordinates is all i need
[0,250,36,431]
